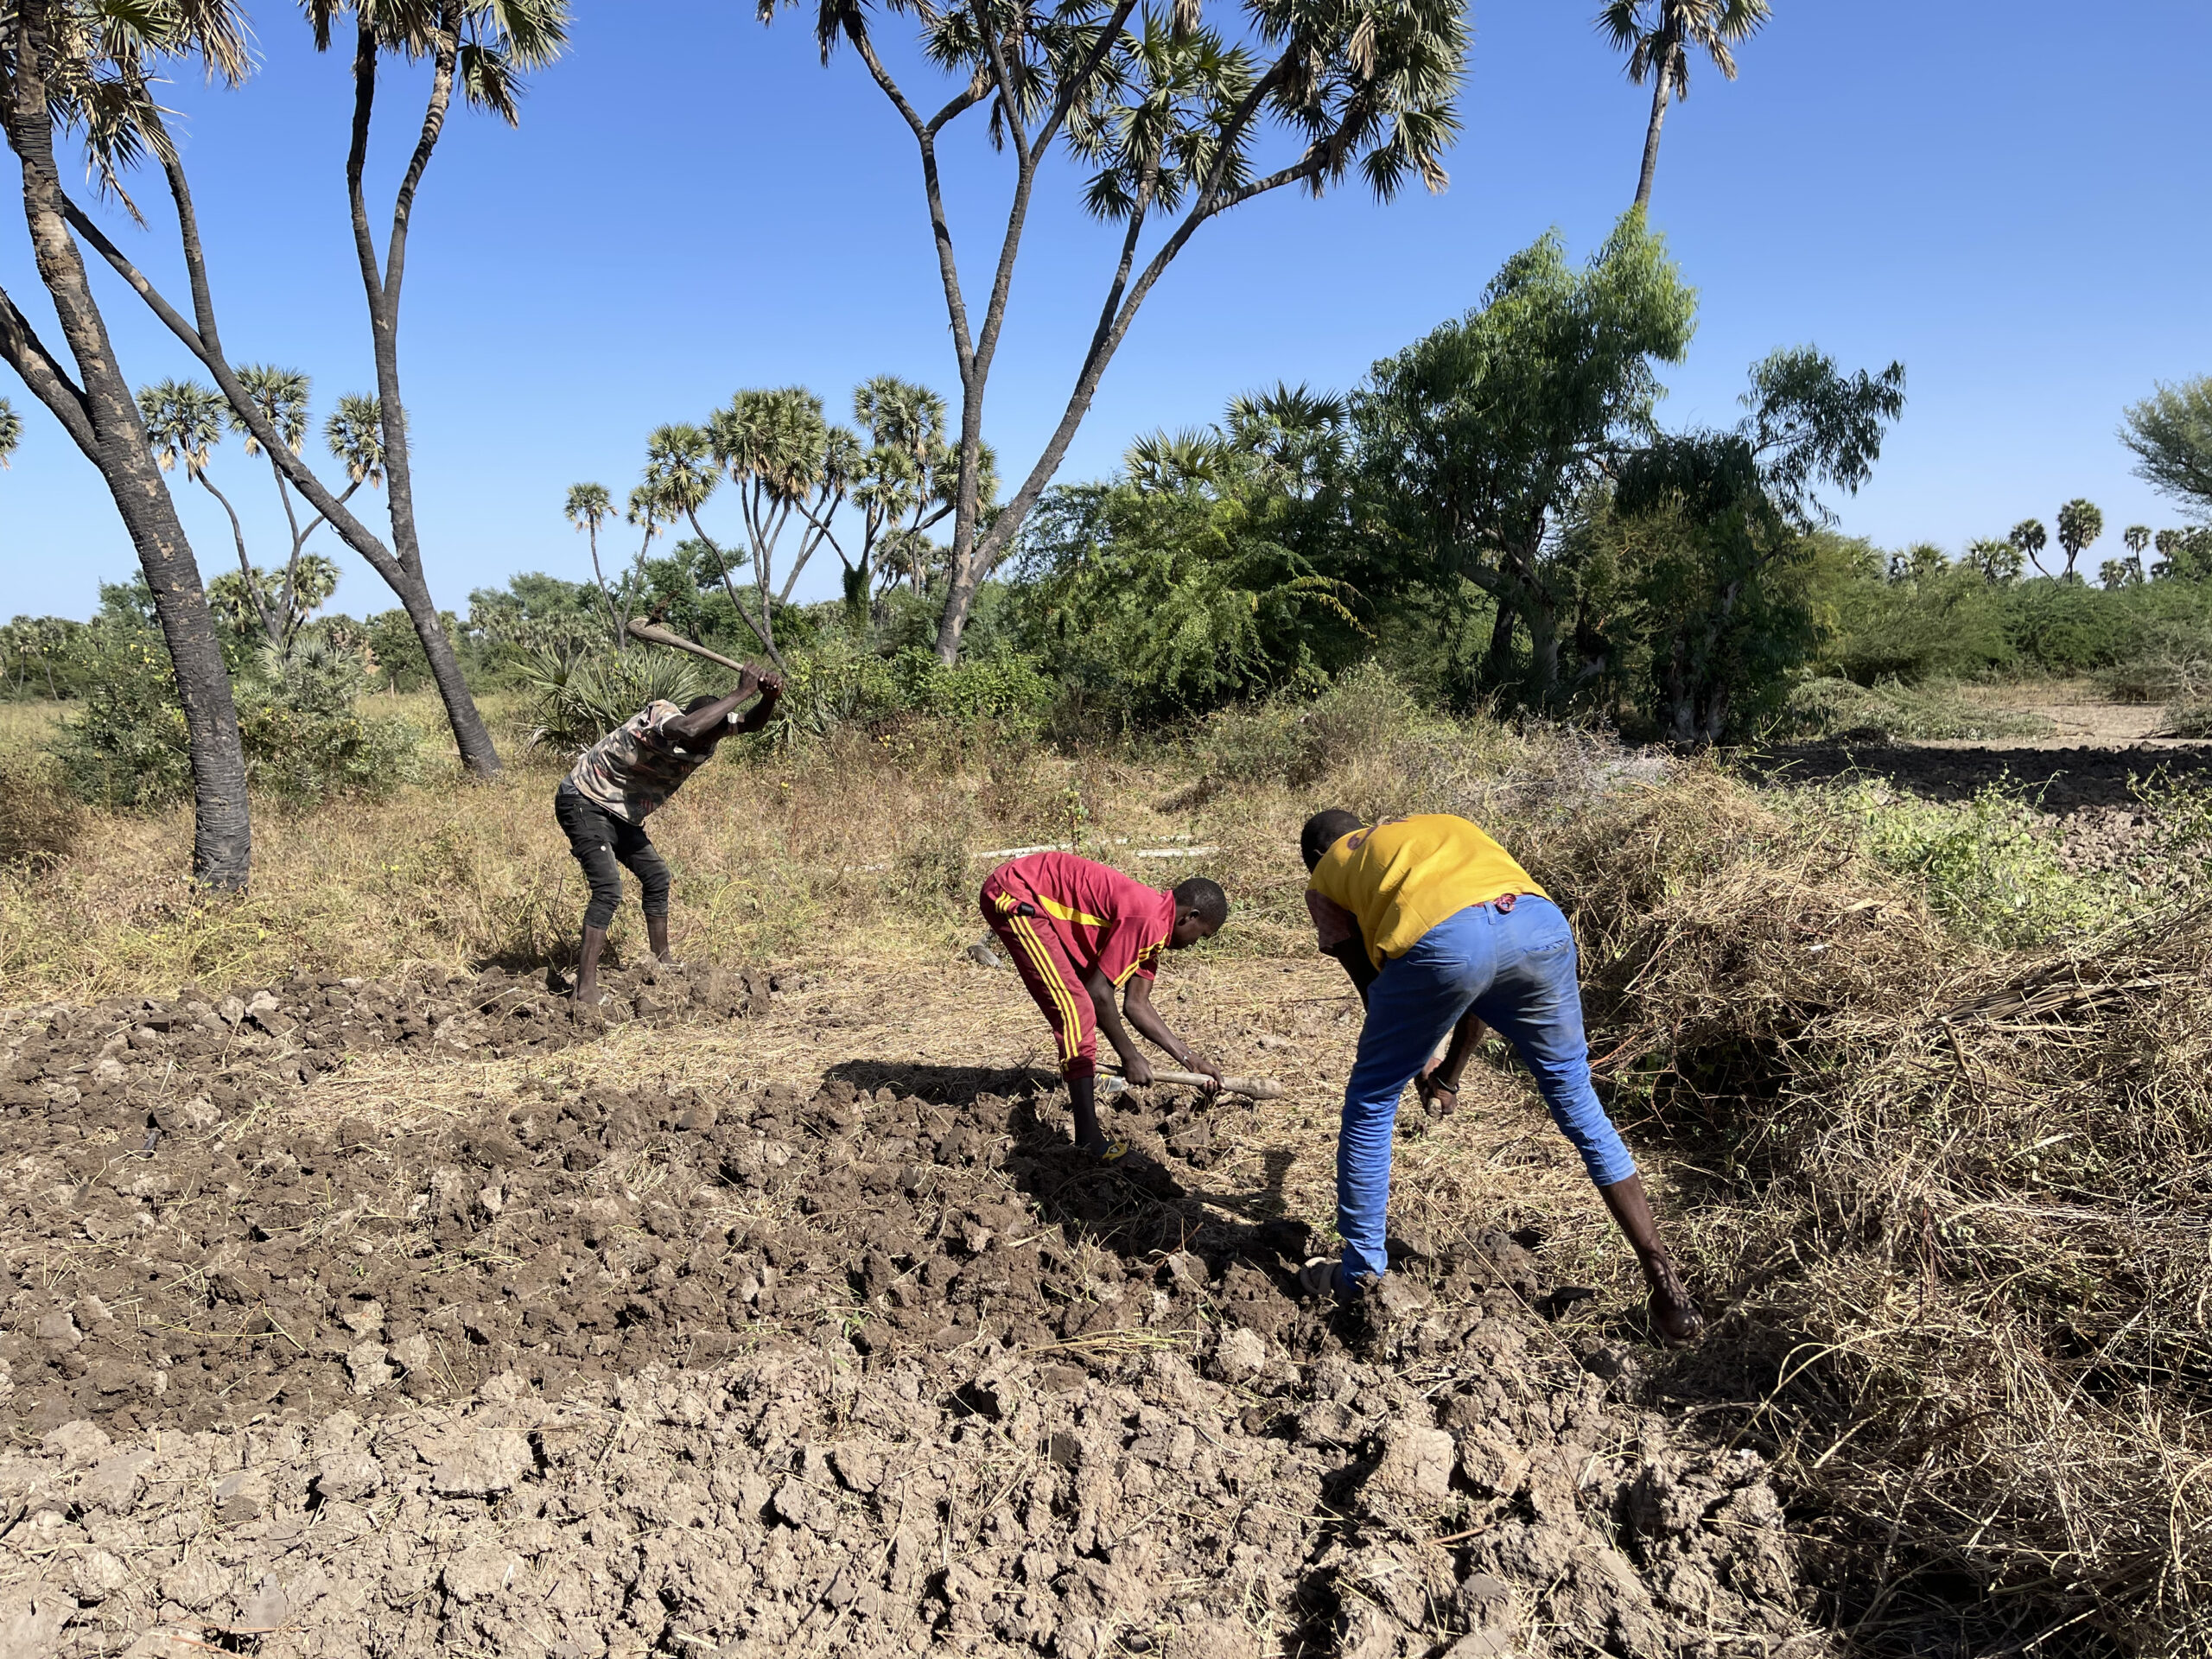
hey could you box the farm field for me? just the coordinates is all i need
[3,692,2209,1656]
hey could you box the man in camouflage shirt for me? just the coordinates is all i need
[556,668,784,1003]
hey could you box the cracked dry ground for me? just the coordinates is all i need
[0,957,1834,1659]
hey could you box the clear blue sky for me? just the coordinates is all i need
[3,0,2208,620]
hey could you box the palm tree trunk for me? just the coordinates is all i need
[197,472,281,647]
[2,0,251,887]
[342,14,502,778]
[1634,59,1672,210]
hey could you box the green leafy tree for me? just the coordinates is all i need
[769,0,1470,666]
[1352,215,1697,708]
[0,0,253,885]
[1596,0,1770,210]
[2056,497,2103,580]
[2010,518,2050,577]
[2120,376,2212,521]
[1963,537,2024,585]
[1610,346,1906,743]
[2152,526,2212,582]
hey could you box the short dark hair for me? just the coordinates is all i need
[681,694,723,715]
[1173,877,1230,929]
[1301,809,1361,871]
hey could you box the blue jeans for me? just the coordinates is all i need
[1336,896,1636,1283]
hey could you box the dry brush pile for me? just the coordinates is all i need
[1537,779,2212,1657]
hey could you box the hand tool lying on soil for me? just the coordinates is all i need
[1106,1065,1283,1100]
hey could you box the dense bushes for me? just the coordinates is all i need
[50,629,422,811]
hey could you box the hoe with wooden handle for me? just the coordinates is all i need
[626,618,770,679]
[1105,1065,1284,1100]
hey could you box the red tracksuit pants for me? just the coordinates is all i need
[981,874,1098,1079]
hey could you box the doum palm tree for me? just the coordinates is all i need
[1598,0,1770,210]
[137,377,278,644]
[563,482,626,644]
[0,397,21,467]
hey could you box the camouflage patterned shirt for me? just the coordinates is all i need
[564,701,712,824]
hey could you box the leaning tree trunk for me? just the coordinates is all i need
[345,16,502,777]
[1633,59,1672,210]
[1,0,251,886]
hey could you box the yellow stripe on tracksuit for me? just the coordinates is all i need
[1003,905,1087,1065]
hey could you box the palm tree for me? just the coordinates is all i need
[2125,524,2152,565]
[564,482,628,644]
[0,397,21,467]
[2056,498,2103,581]
[2010,518,2050,578]
[137,377,277,644]
[1597,0,1770,210]
[639,423,787,670]
[707,389,850,658]
[773,0,1468,665]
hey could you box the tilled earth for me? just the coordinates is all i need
[0,966,1833,1658]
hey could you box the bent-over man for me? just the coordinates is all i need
[1299,810,1702,1344]
[982,850,1228,1159]
[555,669,784,1004]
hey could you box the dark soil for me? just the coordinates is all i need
[0,970,1835,1658]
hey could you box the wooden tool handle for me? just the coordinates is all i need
[625,618,753,677]
[1109,1065,1283,1100]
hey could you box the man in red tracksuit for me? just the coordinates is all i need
[981,851,1229,1159]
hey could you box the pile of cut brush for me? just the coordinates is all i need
[1549,778,2212,1658]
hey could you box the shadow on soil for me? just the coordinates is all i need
[1738,740,2212,808]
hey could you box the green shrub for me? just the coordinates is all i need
[1199,663,1427,786]
[771,641,1055,744]
[516,645,708,754]
[52,630,423,810]
[1813,780,2117,946]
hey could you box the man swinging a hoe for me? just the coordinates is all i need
[1298,810,1703,1344]
[982,850,1229,1159]
[555,668,784,1004]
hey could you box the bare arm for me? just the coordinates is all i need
[664,669,784,746]
[1121,975,1220,1090]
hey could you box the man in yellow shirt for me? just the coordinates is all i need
[1300,810,1702,1344]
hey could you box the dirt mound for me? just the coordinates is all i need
[0,979,1836,1656]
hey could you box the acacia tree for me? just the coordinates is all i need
[1352,217,1697,708]
[49,2,570,778]
[0,0,251,885]
[2121,376,2212,522]
[2056,497,2102,580]
[769,0,1468,664]
[1596,0,1769,211]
